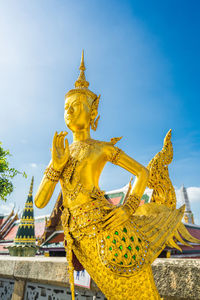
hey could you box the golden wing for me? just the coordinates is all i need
[133,203,199,262]
[133,130,199,257]
[147,129,176,209]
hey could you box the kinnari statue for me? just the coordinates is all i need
[35,51,199,300]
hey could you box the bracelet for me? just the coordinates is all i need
[124,194,140,215]
[109,147,122,164]
[45,166,62,182]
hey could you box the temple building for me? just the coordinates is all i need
[180,185,195,224]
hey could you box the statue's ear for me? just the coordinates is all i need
[90,95,101,131]
[91,95,100,114]
[90,107,98,120]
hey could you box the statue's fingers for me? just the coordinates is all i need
[58,132,63,143]
[103,210,115,222]
[107,220,122,231]
[102,215,116,228]
[64,138,69,151]
[56,135,61,149]
[59,136,65,150]
[53,131,58,149]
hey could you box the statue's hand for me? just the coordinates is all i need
[51,131,69,171]
[102,206,131,231]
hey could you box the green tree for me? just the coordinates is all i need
[0,142,26,201]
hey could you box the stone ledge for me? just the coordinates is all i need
[0,256,99,293]
[152,258,200,300]
[0,256,199,299]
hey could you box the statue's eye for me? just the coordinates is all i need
[73,101,80,107]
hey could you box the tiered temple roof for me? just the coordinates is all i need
[7,177,38,256]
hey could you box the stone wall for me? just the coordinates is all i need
[0,256,199,299]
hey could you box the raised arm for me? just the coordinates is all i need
[34,131,69,209]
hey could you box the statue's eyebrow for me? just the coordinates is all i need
[65,100,80,109]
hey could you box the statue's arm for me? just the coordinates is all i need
[116,152,148,198]
[104,144,149,199]
[34,131,69,209]
[34,162,58,209]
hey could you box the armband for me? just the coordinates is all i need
[109,147,122,164]
[45,166,61,182]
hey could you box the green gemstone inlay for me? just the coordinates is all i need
[114,253,118,257]
[138,238,141,243]
[124,253,128,258]
[136,246,140,251]
[119,245,123,250]
[132,255,136,260]
[106,235,110,239]
[122,237,126,242]
[113,258,116,261]
[128,246,132,251]
[109,247,112,251]
[115,231,119,235]
[113,239,116,244]
[120,262,123,265]
[123,227,127,233]
[130,236,134,241]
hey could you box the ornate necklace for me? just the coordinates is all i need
[60,139,99,201]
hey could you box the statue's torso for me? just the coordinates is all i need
[60,139,108,209]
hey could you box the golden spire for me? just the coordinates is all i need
[29,176,34,196]
[75,50,89,89]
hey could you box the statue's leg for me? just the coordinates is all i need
[73,237,161,300]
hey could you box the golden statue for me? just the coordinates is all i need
[35,51,198,300]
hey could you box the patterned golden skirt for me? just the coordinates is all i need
[61,194,185,300]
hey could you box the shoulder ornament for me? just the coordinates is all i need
[110,136,123,145]
[107,137,123,164]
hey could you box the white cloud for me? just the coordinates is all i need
[187,187,200,203]
[30,163,37,168]
[0,202,14,215]
[175,186,200,205]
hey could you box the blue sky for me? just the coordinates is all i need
[0,1,200,222]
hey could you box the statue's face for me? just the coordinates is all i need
[64,93,91,132]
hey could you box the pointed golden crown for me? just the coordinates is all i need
[74,50,89,89]
[65,50,98,105]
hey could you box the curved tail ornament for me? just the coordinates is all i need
[143,130,200,251]
[147,129,176,209]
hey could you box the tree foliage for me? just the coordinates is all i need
[0,142,26,201]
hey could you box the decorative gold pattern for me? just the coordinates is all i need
[124,194,140,214]
[45,166,62,182]
[147,130,176,209]
[108,147,122,164]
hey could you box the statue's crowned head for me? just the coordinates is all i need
[65,51,100,131]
